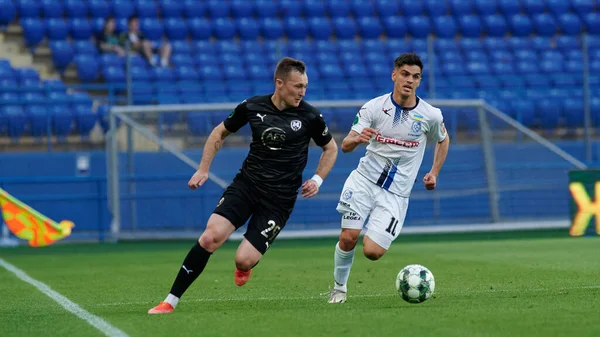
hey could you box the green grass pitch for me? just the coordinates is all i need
[1,229,599,337]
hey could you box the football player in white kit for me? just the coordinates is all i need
[328,53,450,303]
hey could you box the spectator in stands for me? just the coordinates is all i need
[97,16,126,57]
[120,15,171,67]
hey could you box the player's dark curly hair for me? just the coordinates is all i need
[394,53,423,71]
[274,57,306,81]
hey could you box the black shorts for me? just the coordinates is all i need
[213,175,297,255]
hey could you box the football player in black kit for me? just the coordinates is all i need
[149,57,338,314]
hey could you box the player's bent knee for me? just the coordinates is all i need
[363,235,388,261]
[363,249,385,261]
[234,255,258,271]
[339,229,360,251]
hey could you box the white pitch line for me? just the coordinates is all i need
[0,258,130,337]
[96,285,600,307]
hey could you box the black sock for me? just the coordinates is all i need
[169,241,212,298]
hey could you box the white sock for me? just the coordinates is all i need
[333,241,355,293]
[164,293,179,308]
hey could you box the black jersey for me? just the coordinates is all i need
[223,95,332,197]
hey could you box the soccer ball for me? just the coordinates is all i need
[395,264,435,304]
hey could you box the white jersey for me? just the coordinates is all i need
[351,93,447,197]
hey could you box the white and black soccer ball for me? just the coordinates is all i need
[395,264,435,304]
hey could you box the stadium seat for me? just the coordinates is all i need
[112,0,134,18]
[308,17,332,40]
[164,18,188,40]
[522,0,546,15]
[159,0,183,18]
[74,55,99,82]
[382,17,407,38]
[188,18,211,40]
[279,0,303,16]
[482,14,507,37]
[46,18,69,41]
[253,0,277,18]
[213,18,236,39]
[509,14,533,36]
[182,0,206,18]
[583,13,600,35]
[572,0,595,17]
[69,18,92,40]
[546,0,570,15]
[474,0,497,15]
[41,0,64,18]
[333,17,357,40]
[49,40,74,72]
[458,15,482,37]
[102,66,126,83]
[237,18,260,40]
[141,18,164,41]
[352,0,376,18]
[21,18,45,47]
[24,105,48,137]
[533,14,558,36]
[399,0,423,16]
[0,0,16,26]
[17,0,40,18]
[498,0,520,16]
[558,13,583,35]
[88,0,109,19]
[407,16,431,38]
[358,17,383,39]
[2,106,26,139]
[376,0,400,17]
[425,0,448,17]
[136,0,158,18]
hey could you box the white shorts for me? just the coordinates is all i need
[336,170,409,250]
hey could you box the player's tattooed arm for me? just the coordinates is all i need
[188,123,231,190]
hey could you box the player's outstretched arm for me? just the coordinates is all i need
[301,138,338,198]
[341,128,377,153]
[423,136,450,190]
[188,122,232,190]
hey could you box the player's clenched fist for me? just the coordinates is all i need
[188,170,208,190]
[359,127,377,143]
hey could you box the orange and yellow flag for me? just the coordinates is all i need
[0,187,74,247]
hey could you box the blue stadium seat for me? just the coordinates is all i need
[49,40,74,72]
[319,64,344,80]
[17,0,40,18]
[229,0,253,17]
[192,40,215,54]
[99,54,123,68]
[425,0,448,17]
[74,55,99,82]
[583,13,600,35]
[546,0,571,15]
[188,18,211,40]
[533,13,558,36]
[207,0,230,17]
[507,37,531,51]
[41,0,64,18]
[522,0,546,15]
[164,19,188,41]
[16,67,39,83]
[498,0,520,16]
[73,41,97,56]
[171,40,191,55]
[237,18,260,40]
[333,17,357,40]
[459,38,483,52]
[537,98,561,129]
[21,18,45,47]
[182,0,205,18]
[458,15,482,37]
[308,17,332,40]
[399,0,423,15]
[432,16,456,38]
[91,17,105,35]
[490,50,514,63]
[171,54,193,67]
[46,18,68,41]
[253,0,277,18]
[216,40,241,54]
[136,0,158,18]
[509,15,533,37]
[199,66,223,81]
[102,66,125,83]
[358,17,383,39]
[531,36,553,51]
[483,37,507,51]
[88,0,109,19]
[407,16,431,38]
[279,0,303,16]
[303,0,326,17]
[69,18,92,40]
[352,0,376,18]
[376,0,400,17]
[474,0,496,15]
[448,0,471,16]
[175,65,199,81]
[441,62,466,76]
[511,100,535,126]
[283,17,308,40]
[467,62,491,75]
[562,97,585,128]
[141,18,164,40]
[327,0,351,17]
[558,13,583,35]
[44,79,66,93]
[2,106,26,139]
[159,0,183,18]
[24,105,48,137]
[482,14,507,37]
[382,17,407,38]
[70,92,96,136]
[112,0,134,18]
[259,18,284,40]
[213,18,236,39]
[151,67,175,82]
[572,0,595,17]
[0,0,16,26]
